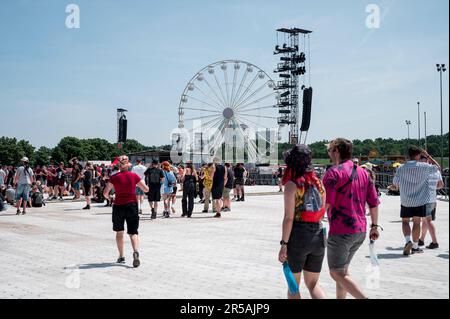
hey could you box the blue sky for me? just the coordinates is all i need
[0,0,448,148]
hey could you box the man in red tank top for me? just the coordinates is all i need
[103,155,149,268]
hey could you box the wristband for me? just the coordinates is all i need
[370,224,383,231]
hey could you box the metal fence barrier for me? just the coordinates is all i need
[375,172,449,198]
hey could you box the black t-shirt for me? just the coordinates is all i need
[145,167,164,185]
[213,165,225,188]
[225,168,234,189]
[56,168,66,180]
[278,167,284,178]
[72,165,82,182]
[83,170,93,185]
[234,166,245,179]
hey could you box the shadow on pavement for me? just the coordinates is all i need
[437,254,449,260]
[386,247,404,251]
[367,253,408,260]
[76,263,133,269]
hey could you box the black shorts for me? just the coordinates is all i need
[172,186,178,195]
[287,222,326,273]
[112,202,139,235]
[148,183,161,202]
[84,184,92,196]
[400,205,427,218]
[212,186,224,200]
[235,178,244,186]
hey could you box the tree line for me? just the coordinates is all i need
[0,133,448,167]
[0,136,170,167]
[278,133,449,160]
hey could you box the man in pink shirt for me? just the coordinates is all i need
[323,138,380,299]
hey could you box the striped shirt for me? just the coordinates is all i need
[393,161,440,207]
[428,170,443,204]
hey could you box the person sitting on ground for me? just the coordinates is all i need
[5,185,15,205]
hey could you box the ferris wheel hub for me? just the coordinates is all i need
[223,107,234,120]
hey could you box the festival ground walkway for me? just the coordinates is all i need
[0,187,448,299]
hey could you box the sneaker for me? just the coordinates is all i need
[223,208,231,212]
[138,209,143,215]
[171,207,176,214]
[214,213,221,218]
[412,248,424,254]
[202,210,208,213]
[133,252,140,268]
[403,241,413,256]
[163,211,170,218]
[116,256,125,263]
[426,242,439,249]
[151,210,157,220]
[59,197,64,201]
[82,205,90,210]
[16,209,21,215]
[418,239,425,247]
[22,211,26,215]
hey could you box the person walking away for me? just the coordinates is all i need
[393,147,441,255]
[13,157,35,215]
[144,160,165,219]
[419,152,444,249]
[198,163,206,203]
[222,163,234,212]
[211,158,227,218]
[55,162,67,201]
[181,163,198,218]
[103,156,149,268]
[161,161,177,218]
[82,162,94,210]
[233,163,245,201]
[278,144,327,299]
[202,163,214,213]
[69,158,82,200]
[170,164,179,214]
[277,165,284,192]
[323,138,380,299]
[132,159,147,214]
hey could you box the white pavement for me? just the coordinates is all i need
[0,186,448,299]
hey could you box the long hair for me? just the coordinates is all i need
[283,144,313,182]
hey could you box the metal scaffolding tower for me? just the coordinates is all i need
[274,27,312,145]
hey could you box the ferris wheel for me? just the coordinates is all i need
[178,60,281,162]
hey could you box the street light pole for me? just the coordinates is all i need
[417,101,421,146]
[424,111,427,151]
[437,64,447,170]
[406,120,411,142]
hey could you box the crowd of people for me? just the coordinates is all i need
[0,156,252,219]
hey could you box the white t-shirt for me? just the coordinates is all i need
[428,170,443,203]
[132,164,147,181]
[0,169,6,186]
[16,166,34,185]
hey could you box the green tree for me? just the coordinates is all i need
[35,147,53,167]
[51,137,85,163]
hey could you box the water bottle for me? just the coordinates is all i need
[282,262,299,295]
[369,240,380,267]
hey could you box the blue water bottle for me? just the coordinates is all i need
[282,262,299,295]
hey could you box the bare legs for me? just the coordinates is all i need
[287,271,327,299]
[330,268,367,299]
[116,231,140,258]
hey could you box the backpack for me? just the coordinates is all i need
[149,169,162,184]
[293,173,326,223]
[33,193,43,207]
